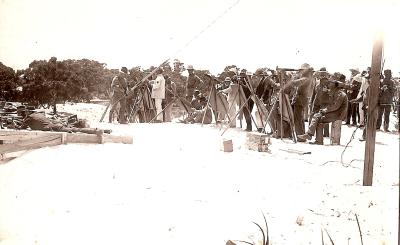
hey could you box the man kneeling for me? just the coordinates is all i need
[297,80,348,143]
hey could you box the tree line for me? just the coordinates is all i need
[0,57,242,112]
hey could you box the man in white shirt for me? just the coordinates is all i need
[150,68,166,122]
[356,72,368,127]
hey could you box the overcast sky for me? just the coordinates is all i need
[1,0,399,75]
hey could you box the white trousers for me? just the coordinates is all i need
[154,98,163,121]
[359,103,364,125]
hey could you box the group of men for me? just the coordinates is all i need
[108,67,176,124]
[108,63,398,144]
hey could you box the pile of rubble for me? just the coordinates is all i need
[0,101,83,129]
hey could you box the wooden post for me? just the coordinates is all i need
[363,33,384,186]
[330,120,342,145]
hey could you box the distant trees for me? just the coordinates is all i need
[0,62,20,101]
[1,57,232,110]
[20,57,117,112]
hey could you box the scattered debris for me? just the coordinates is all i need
[246,132,270,152]
[296,215,304,226]
[279,148,311,155]
[226,240,237,245]
[355,213,364,245]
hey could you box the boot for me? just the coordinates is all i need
[297,133,312,142]
[309,140,323,145]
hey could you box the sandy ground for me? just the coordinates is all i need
[0,103,398,245]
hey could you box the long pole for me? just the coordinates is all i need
[363,33,384,186]
[279,73,284,140]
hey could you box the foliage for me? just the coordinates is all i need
[0,62,20,101]
[0,58,244,106]
[19,57,117,111]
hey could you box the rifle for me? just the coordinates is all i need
[276,66,300,72]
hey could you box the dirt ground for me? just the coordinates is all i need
[0,103,398,245]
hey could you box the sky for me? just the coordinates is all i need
[0,0,399,76]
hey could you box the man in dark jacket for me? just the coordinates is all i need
[376,69,395,131]
[283,63,314,136]
[237,69,254,131]
[345,76,362,125]
[309,76,330,143]
[297,80,348,142]
[109,67,129,124]
[185,65,204,101]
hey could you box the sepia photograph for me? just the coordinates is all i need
[0,0,399,244]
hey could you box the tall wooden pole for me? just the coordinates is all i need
[363,33,384,186]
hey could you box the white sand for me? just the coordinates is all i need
[0,103,398,245]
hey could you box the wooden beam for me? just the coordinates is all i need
[0,134,63,154]
[0,129,133,145]
[363,34,384,186]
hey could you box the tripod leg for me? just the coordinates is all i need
[201,86,214,126]
[149,99,175,123]
[221,95,252,136]
[100,102,111,122]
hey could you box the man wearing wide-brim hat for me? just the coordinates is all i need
[282,63,314,136]
[297,79,348,143]
[313,67,330,80]
[349,68,360,75]
[376,69,395,131]
[185,65,204,101]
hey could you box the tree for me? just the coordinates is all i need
[0,62,19,101]
[21,57,114,112]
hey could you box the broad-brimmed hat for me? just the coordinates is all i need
[187,65,194,70]
[228,67,237,74]
[300,63,312,70]
[224,77,232,82]
[254,68,266,76]
[349,68,360,74]
[384,69,392,75]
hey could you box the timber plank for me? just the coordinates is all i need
[0,134,62,154]
[0,129,133,145]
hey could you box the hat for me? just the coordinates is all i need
[300,63,311,70]
[384,69,392,75]
[254,68,266,76]
[121,67,128,73]
[224,77,231,82]
[156,67,164,74]
[228,67,237,74]
[317,70,329,78]
[187,65,194,70]
[349,68,360,74]
[240,69,247,74]
[319,67,327,72]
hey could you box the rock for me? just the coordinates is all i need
[296,215,304,226]
[226,240,237,245]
